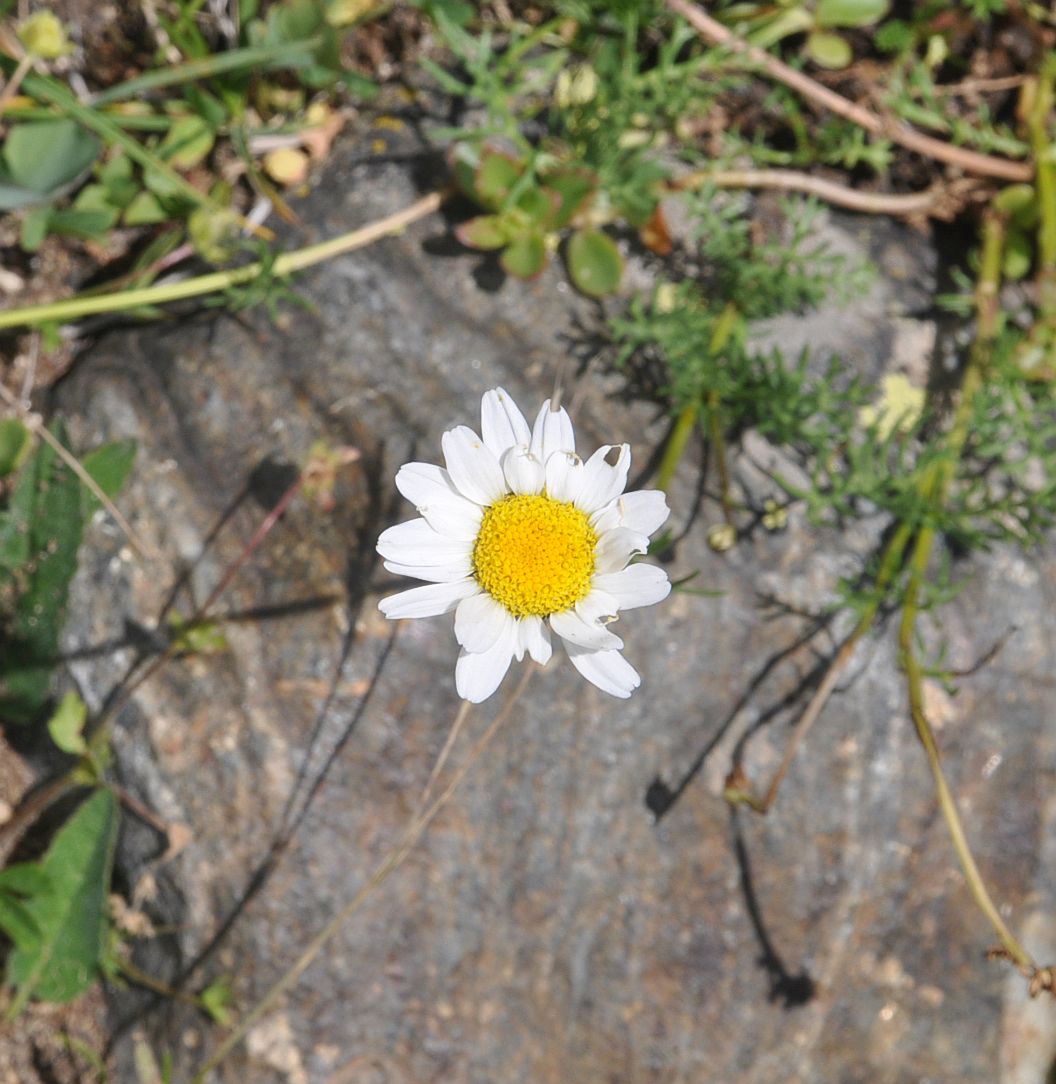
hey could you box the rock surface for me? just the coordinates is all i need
[56,120,1056,1083]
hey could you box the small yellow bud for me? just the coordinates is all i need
[263,147,310,187]
[707,523,737,553]
[762,499,788,532]
[18,11,73,59]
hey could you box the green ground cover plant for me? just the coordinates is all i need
[1,0,1055,1075]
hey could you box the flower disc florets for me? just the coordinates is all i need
[473,493,597,618]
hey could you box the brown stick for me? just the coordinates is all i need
[664,0,1033,183]
[671,168,976,216]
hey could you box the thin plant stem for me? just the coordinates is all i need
[656,403,697,494]
[670,168,976,218]
[0,53,34,115]
[734,517,913,813]
[896,208,1036,970]
[706,389,734,526]
[190,666,535,1084]
[0,189,448,331]
[418,698,472,810]
[664,0,1033,182]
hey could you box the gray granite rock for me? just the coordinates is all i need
[56,121,1056,1083]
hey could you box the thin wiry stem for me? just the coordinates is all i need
[190,666,535,1084]
[664,0,1032,182]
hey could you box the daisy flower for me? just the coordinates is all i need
[377,388,671,703]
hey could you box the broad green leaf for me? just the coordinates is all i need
[0,420,30,478]
[567,228,623,297]
[80,438,136,517]
[6,788,118,1010]
[0,181,50,211]
[0,896,40,950]
[455,215,509,250]
[158,115,214,170]
[0,864,51,895]
[71,185,122,229]
[47,690,88,756]
[500,230,547,279]
[805,30,852,69]
[0,421,83,722]
[1,119,100,196]
[815,0,889,28]
[474,149,523,210]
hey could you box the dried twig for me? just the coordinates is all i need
[671,168,980,218]
[664,0,1033,183]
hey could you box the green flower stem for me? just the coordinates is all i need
[655,303,739,497]
[656,402,697,494]
[897,209,1034,971]
[190,666,534,1084]
[1028,67,1056,317]
[706,388,734,526]
[0,189,447,331]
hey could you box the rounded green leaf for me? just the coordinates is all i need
[805,29,853,69]
[500,230,548,279]
[2,119,101,197]
[1003,230,1032,281]
[567,228,623,298]
[455,215,509,251]
[47,690,87,756]
[159,114,215,170]
[815,0,889,28]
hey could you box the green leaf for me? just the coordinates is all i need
[166,613,229,655]
[0,420,30,478]
[71,185,122,229]
[0,421,84,722]
[0,895,40,950]
[158,115,215,170]
[455,214,510,250]
[815,0,889,28]
[1004,229,1032,281]
[199,977,234,1025]
[515,186,558,226]
[543,167,596,230]
[80,438,136,517]
[0,119,100,197]
[474,149,523,210]
[5,788,118,1011]
[805,30,853,68]
[123,190,169,226]
[47,691,88,756]
[19,206,51,252]
[500,230,547,279]
[47,208,116,241]
[567,228,623,297]
[0,864,51,896]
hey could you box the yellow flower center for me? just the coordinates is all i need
[473,493,597,618]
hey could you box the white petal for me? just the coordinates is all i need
[575,444,630,513]
[395,462,483,540]
[593,564,671,610]
[454,592,512,654]
[615,489,670,536]
[455,622,518,703]
[379,579,478,619]
[376,519,473,566]
[594,527,649,574]
[530,399,575,462]
[481,387,531,458]
[517,615,552,664]
[550,607,623,650]
[575,588,619,624]
[441,426,507,505]
[544,450,584,504]
[383,556,473,582]
[501,444,545,495]
[564,643,641,698]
